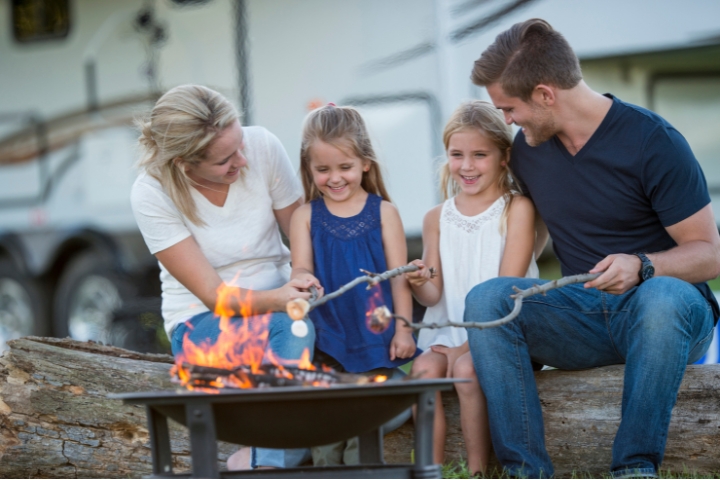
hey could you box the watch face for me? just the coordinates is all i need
[642,265,655,281]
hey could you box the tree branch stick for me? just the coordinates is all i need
[398,273,601,330]
[287,265,419,320]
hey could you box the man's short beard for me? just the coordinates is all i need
[524,102,557,147]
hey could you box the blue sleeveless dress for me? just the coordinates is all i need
[309,194,419,373]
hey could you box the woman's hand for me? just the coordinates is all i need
[430,344,468,377]
[405,259,432,288]
[390,331,417,360]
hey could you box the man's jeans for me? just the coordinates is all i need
[465,276,715,478]
[172,311,316,469]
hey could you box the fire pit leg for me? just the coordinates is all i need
[413,391,441,478]
[358,428,384,464]
[146,406,173,476]
[184,401,219,478]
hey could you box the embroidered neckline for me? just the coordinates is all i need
[312,195,381,240]
[443,196,505,234]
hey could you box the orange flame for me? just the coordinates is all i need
[365,284,391,334]
[173,283,317,390]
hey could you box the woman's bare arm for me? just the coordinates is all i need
[155,236,311,315]
[274,199,303,238]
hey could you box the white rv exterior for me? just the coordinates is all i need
[1,0,719,351]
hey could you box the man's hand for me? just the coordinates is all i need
[585,254,642,294]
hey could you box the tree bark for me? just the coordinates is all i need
[385,364,720,477]
[0,336,238,478]
[1,337,718,478]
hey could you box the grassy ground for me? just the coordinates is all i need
[441,460,720,479]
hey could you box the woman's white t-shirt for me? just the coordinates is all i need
[130,126,303,337]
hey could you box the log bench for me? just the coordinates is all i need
[0,337,718,478]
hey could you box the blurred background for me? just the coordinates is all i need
[1,0,719,363]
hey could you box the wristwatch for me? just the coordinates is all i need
[634,253,655,283]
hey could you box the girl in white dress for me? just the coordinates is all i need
[405,101,539,475]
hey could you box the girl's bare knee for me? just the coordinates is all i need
[411,351,446,378]
[453,353,476,379]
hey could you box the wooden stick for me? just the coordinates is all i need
[397,273,601,330]
[287,265,419,320]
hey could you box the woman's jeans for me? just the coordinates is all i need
[465,276,715,479]
[172,311,316,469]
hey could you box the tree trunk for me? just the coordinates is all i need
[385,364,720,477]
[1,337,718,478]
[0,336,238,478]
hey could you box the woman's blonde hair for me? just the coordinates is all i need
[440,100,519,233]
[136,84,239,226]
[299,104,390,203]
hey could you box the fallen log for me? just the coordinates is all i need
[385,364,720,477]
[1,337,718,478]
[0,336,238,478]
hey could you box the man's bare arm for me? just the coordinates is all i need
[650,203,720,282]
[586,204,720,294]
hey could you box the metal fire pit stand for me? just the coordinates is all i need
[112,379,457,479]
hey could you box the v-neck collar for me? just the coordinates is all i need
[192,182,235,213]
[551,94,619,164]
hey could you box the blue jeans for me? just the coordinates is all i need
[172,311,316,468]
[465,277,715,479]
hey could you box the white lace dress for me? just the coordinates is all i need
[417,196,539,350]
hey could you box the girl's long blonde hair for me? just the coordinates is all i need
[299,104,390,202]
[136,84,239,226]
[440,100,519,233]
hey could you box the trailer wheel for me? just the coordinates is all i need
[0,259,49,348]
[53,251,135,344]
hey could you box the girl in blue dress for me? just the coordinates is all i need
[290,103,418,374]
[290,104,420,465]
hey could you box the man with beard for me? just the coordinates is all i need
[464,18,720,479]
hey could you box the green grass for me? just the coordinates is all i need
[441,461,720,479]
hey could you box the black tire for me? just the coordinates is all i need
[53,250,136,344]
[0,258,50,347]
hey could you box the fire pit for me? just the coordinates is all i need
[112,378,457,478]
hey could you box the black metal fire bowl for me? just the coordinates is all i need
[111,378,456,449]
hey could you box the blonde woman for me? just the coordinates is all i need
[131,84,317,470]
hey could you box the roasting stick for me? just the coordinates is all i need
[289,267,598,331]
[391,272,601,330]
[286,265,420,321]
[290,285,318,337]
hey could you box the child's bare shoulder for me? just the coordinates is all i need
[380,199,400,217]
[291,202,313,222]
[422,203,444,227]
[508,194,535,218]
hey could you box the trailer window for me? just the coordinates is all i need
[12,0,70,43]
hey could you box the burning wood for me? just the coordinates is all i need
[172,362,388,390]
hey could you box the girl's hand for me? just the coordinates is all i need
[293,273,325,299]
[430,345,465,377]
[389,331,417,360]
[274,278,318,310]
[405,259,432,288]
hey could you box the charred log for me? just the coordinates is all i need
[1,337,718,478]
[385,364,720,477]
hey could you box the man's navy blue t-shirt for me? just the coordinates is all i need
[512,94,719,319]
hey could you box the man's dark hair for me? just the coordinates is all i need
[471,18,582,101]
